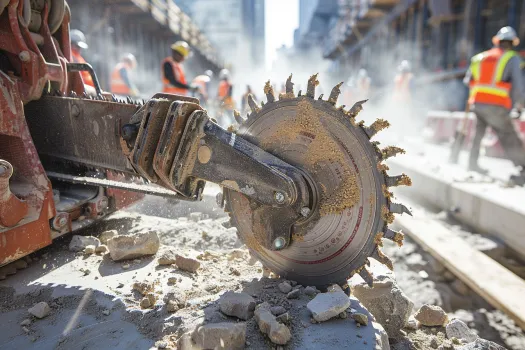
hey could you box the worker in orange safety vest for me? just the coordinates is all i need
[161,41,197,96]
[464,26,525,185]
[192,70,214,107]
[70,29,95,88]
[392,60,413,102]
[216,69,234,125]
[110,53,139,97]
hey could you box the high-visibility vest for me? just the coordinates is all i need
[468,48,518,109]
[218,80,234,109]
[71,49,95,87]
[110,62,131,95]
[161,57,187,95]
[192,75,210,98]
[392,73,413,102]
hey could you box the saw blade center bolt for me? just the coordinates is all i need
[301,206,311,217]
[274,191,285,203]
[273,237,286,250]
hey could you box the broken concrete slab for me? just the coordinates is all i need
[414,304,449,326]
[157,249,177,266]
[69,235,100,252]
[218,291,255,320]
[28,302,50,319]
[107,232,160,261]
[446,319,478,343]
[254,302,291,345]
[99,230,117,244]
[307,289,351,322]
[176,254,201,273]
[192,322,246,350]
[352,275,413,338]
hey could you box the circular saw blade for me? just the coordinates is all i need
[224,76,410,287]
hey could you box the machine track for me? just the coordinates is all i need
[223,74,412,288]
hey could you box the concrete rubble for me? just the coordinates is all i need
[456,338,508,350]
[414,304,449,326]
[218,291,255,320]
[107,231,160,261]
[68,235,100,252]
[254,302,292,345]
[99,229,117,244]
[352,274,414,338]
[278,281,292,293]
[157,249,177,265]
[28,302,51,319]
[191,322,246,350]
[306,285,351,322]
[175,254,201,272]
[446,319,478,343]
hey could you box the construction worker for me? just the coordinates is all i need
[110,53,139,97]
[161,41,197,96]
[464,26,525,185]
[192,70,213,107]
[392,60,413,102]
[217,69,234,124]
[70,29,94,88]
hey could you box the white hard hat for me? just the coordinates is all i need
[398,60,411,73]
[205,70,214,78]
[358,69,367,78]
[122,53,137,68]
[70,29,88,49]
[219,69,230,79]
[493,26,520,46]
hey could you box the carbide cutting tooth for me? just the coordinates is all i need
[306,73,319,98]
[111,94,117,102]
[285,74,294,95]
[248,94,259,114]
[53,89,61,96]
[127,96,133,104]
[82,92,88,98]
[328,82,344,105]
[348,99,368,118]
[385,174,412,187]
[358,266,374,287]
[364,119,390,138]
[384,228,404,246]
[371,247,394,271]
[381,146,405,160]
[389,202,412,216]
[70,91,77,97]
[264,80,275,103]
[317,94,324,100]
[233,109,245,124]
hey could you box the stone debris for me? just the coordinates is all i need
[352,275,413,338]
[13,259,28,269]
[84,245,96,255]
[155,341,168,349]
[95,244,108,254]
[352,313,369,326]
[102,309,110,316]
[446,319,478,343]
[140,293,156,309]
[339,311,347,319]
[270,306,287,316]
[99,230,117,244]
[132,281,154,295]
[176,254,201,273]
[406,315,419,330]
[455,338,507,350]
[304,286,319,296]
[227,249,245,261]
[278,281,292,294]
[414,304,449,327]
[192,322,246,350]
[69,235,100,252]
[20,319,31,326]
[218,291,256,320]
[122,263,130,269]
[107,231,160,261]
[167,277,178,285]
[166,300,179,313]
[306,289,351,322]
[28,302,51,319]
[276,312,291,323]
[157,249,177,265]
[254,302,292,345]
[287,289,300,299]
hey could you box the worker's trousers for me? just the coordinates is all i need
[469,104,525,168]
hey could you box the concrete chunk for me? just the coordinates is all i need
[28,302,51,319]
[219,291,256,320]
[307,290,351,322]
[414,304,449,327]
[192,322,246,350]
[446,319,478,343]
[69,235,100,252]
[107,232,159,261]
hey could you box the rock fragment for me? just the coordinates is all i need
[84,245,96,255]
[306,289,350,322]
[276,312,291,323]
[69,235,100,252]
[140,293,156,309]
[278,281,292,294]
[20,319,31,326]
[455,338,506,350]
[99,230,117,244]
[446,319,478,343]
[102,309,110,316]
[405,315,418,330]
[304,286,319,296]
[192,322,246,350]
[28,302,51,319]
[254,302,291,345]
[166,300,179,313]
[218,291,256,320]
[95,245,108,254]
[414,304,449,327]
[107,232,160,261]
[287,289,300,299]
[270,306,286,316]
[227,249,245,260]
[176,254,201,273]
[352,276,413,338]
[352,313,369,326]
[157,250,177,265]
[132,281,154,295]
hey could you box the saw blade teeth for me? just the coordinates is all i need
[381,146,405,160]
[318,94,324,100]
[389,202,412,216]
[233,109,245,124]
[337,105,346,112]
[248,94,260,114]
[264,80,275,103]
[384,228,404,246]
[306,73,319,98]
[365,119,390,138]
[385,174,412,187]
[285,74,294,95]
[348,99,368,118]
[358,266,374,287]
[328,82,344,105]
[127,96,133,104]
[371,247,394,271]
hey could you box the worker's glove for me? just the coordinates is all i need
[510,108,522,119]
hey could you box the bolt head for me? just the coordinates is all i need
[19,51,30,62]
[274,191,285,203]
[58,216,68,227]
[273,237,286,250]
[301,207,311,217]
